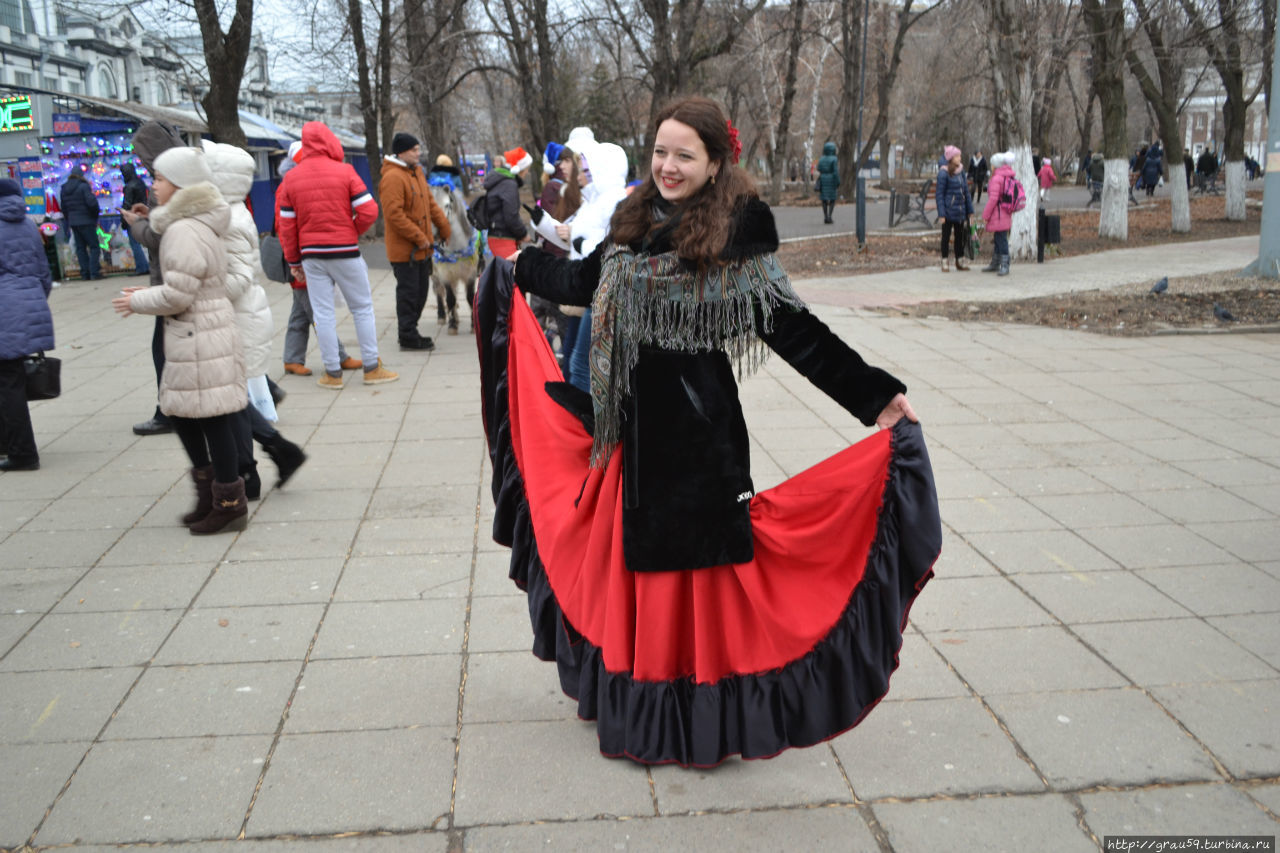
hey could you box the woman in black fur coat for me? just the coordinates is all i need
[478,96,941,767]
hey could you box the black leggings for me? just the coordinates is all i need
[821,200,835,221]
[941,220,967,259]
[171,413,240,483]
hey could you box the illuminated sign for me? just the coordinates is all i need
[0,95,34,133]
[53,113,80,134]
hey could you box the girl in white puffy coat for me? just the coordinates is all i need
[201,140,307,495]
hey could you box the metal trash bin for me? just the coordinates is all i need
[1044,214,1061,244]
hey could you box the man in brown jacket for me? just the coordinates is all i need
[381,133,451,350]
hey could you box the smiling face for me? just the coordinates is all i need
[651,119,719,203]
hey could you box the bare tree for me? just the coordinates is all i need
[1178,0,1265,219]
[1125,0,1192,231]
[1080,0,1129,239]
[981,0,1039,257]
[193,0,253,147]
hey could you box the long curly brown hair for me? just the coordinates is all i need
[553,148,582,222]
[610,96,757,267]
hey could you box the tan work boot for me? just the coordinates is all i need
[339,357,363,370]
[317,372,344,390]
[362,359,399,385]
[284,362,312,376]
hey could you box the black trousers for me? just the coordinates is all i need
[172,413,240,483]
[0,358,37,461]
[940,219,968,259]
[232,405,280,472]
[392,258,432,340]
[150,315,168,422]
[821,200,835,221]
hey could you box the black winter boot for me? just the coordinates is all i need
[241,462,261,501]
[189,478,248,535]
[181,465,214,525]
[264,436,307,488]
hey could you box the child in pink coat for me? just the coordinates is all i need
[981,152,1016,276]
[1037,157,1056,201]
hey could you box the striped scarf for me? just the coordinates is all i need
[587,243,806,467]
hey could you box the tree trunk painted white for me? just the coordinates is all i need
[1008,143,1038,259]
[1225,160,1246,220]
[1099,159,1129,240]
[1167,162,1191,233]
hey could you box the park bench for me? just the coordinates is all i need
[887,178,934,228]
[1194,173,1223,195]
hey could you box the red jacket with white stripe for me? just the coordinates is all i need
[276,122,378,263]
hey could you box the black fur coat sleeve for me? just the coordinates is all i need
[514,242,605,306]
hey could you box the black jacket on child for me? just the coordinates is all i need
[514,197,906,573]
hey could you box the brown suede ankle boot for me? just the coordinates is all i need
[188,477,249,535]
[181,465,215,525]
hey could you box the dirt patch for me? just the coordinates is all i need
[777,193,1278,335]
[887,273,1280,335]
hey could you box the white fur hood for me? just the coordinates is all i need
[150,182,231,237]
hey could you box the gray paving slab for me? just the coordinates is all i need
[928,626,1127,694]
[930,532,999,577]
[0,528,121,569]
[36,734,271,844]
[106,661,299,738]
[0,567,85,614]
[244,727,455,836]
[1074,620,1276,685]
[873,794,1098,853]
[908,576,1055,632]
[832,697,1045,799]
[154,604,324,665]
[1208,613,1280,668]
[97,526,232,567]
[964,529,1122,574]
[285,655,459,732]
[66,839,447,853]
[1075,524,1236,569]
[334,553,471,601]
[463,651,578,723]
[0,611,38,654]
[1188,519,1280,563]
[464,807,882,852]
[0,741,90,847]
[0,610,181,671]
[1013,570,1193,623]
[1246,783,1280,816]
[466,595,535,653]
[1149,679,1280,778]
[454,720,653,825]
[309,599,464,658]
[227,518,363,561]
[987,688,1221,789]
[881,632,971,701]
[0,667,140,743]
[651,746,852,813]
[1137,562,1280,616]
[52,563,214,613]
[1080,783,1280,839]
[194,557,346,607]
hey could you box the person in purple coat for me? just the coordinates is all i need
[0,179,55,471]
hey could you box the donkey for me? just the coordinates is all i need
[428,183,481,334]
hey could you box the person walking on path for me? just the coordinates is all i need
[0,178,54,472]
[113,147,250,535]
[482,146,532,260]
[274,145,359,377]
[1141,142,1163,197]
[277,121,397,389]
[381,132,450,351]
[936,145,973,271]
[816,141,840,224]
[59,165,102,280]
[968,150,989,202]
[982,151,1016,276]
[120,163,151,276]
[201,140,308,495]
[1037,156,1057,201]
[127,120,186,437]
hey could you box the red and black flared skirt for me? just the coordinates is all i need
[476,259,942,767]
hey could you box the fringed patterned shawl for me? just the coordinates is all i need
[587,243,806,467]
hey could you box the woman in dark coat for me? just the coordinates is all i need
[0,179,55,471]
[816,140,841,223]
[478,96,941,767]
[59,165,101,280]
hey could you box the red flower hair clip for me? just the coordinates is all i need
[726,119,742,165]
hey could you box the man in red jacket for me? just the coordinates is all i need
[277,121,398,389]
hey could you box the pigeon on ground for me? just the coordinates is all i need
[1150,276,1168,294]
[1213,303,1236,322]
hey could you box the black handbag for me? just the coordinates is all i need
[259,234,290,283]
[24,352,61,401]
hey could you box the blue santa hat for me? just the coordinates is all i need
[543,141,565,175]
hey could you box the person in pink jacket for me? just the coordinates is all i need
[1037,157,1056,201]
[981,151,1017,276]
